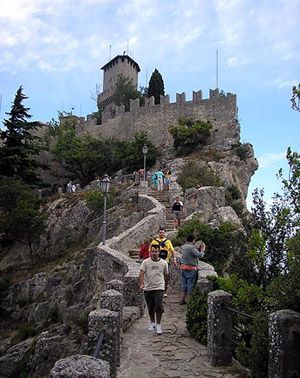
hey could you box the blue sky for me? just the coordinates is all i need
[0,0,299,207]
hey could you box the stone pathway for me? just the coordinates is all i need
[117,295,245,378]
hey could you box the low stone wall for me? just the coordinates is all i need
[207,290,300,377]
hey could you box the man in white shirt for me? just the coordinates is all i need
[139,243,169,334]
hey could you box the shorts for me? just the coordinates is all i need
[173,210,181,220]
[181,270,198,294]
[144,290,164,314]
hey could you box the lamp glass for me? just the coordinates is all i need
[100,174,111,193]
[142,145,148,155]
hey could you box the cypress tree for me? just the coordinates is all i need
[0,86,42,185]
[148,69,165,105]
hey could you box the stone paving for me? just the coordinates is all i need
[117,295,246,378]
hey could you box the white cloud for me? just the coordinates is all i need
[258,152,286,169]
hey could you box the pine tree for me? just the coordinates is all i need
[0,86,42,185]
[148,69,165,105]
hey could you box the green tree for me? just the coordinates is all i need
[52,122,119,185]
[0,177,46,262]
[291,83,300,112]
[147,69,165,105]
[0,86,42,185]
[112,74,142,111]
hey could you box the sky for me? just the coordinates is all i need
[0,0,299,208]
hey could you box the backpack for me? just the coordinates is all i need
[154,238,169,260]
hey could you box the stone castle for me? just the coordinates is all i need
[72,54,240,147]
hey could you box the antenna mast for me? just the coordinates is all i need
[109,45,112,61]
[127,39,129,55]
[216,49,219,89]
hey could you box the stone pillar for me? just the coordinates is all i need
[139,180,148,195]
[106,279,124,294]
[207,290,232,366]
[50,354,110,378]
[196,277,213,294]
[88,309,119,378]
[269,309,300,378]
[124,275,144,316]
[99,289,123,367]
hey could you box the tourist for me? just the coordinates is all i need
[155,169,164,191]
[164,168,171,190]
[171,195,184,229]
[67,181,72,193]
[139,238,151,260]
[150,226,176,297]
[151,171,158,189]
[139,243,169,335]
[179,234,205,305]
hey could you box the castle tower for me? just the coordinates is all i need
[97,54,140,111]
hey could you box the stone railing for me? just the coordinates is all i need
[207,290,300,377]
[51,279,124,378]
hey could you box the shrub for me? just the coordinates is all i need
[12,323,39,344]
[186,287,208,343]
[168,117,212,148]
[235,144,249,161]
[174,219,240,274]
[177,161,223,191]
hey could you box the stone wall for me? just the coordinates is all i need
[76,89,239,147]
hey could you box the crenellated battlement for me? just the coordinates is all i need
[76,88,239,148]
[97,88,236,123]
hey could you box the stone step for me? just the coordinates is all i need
[128,249,140,258]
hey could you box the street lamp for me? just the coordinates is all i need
[142,144,148,182]
[100,174,111,245]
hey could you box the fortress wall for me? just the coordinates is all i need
[79,91,239,147]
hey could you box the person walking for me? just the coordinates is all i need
[171,195,184,230]
[139,238,151,260]
[155,169,164,191]
[179,234,205,305]
[150,227,176,297]
[139,243,169,335]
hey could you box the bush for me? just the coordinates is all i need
[177,161,223,191]
[168,117,212,148]
[12,323,39,344]
[186,287,208,343]
[174,219,240,274]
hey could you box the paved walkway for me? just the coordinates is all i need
[117,295,245,378]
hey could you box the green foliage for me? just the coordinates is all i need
[168,117,212,149]
[0,86,43,185]
[186,287,208,343]
[52,127,157,184]
[147,68,165,104]
[177,161,223,192]
[250,187,294,288]
[174,217,241,274]
[85,189,114,214]
[291,83,300,111]
[0,177,46,262]
[12,323,39,344]
[112,74,143,111]
[117,131,157,173]
[235,144,249,161]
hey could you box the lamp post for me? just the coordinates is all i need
[100,174,111,245]
[142,144,148,182]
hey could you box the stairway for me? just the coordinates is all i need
[127,188,174,261]
[147,188,174,232]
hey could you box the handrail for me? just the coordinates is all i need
[93,331,105,358]
[223,306,254,320]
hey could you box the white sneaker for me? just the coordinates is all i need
[164,293,168,297]
[148,322,156,332]
[156,324,162,334]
